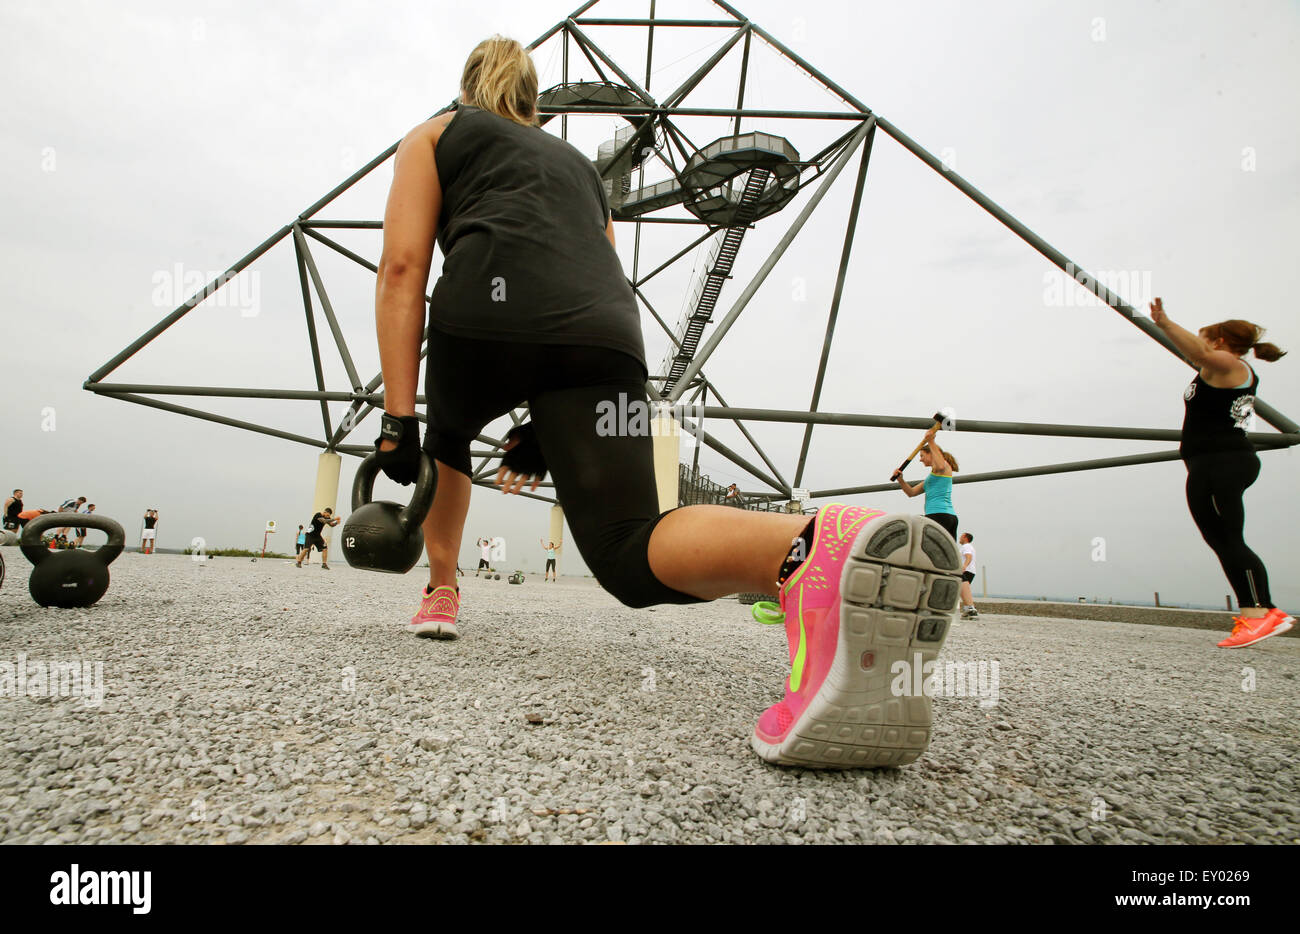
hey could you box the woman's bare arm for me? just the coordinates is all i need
[895,478,923,498]
[376,121,445,423]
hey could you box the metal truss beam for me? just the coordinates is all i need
[697,406,1300,447]
[793,121,876,488]
[809,447,1292,498]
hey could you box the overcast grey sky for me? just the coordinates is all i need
[2,0,1297,608]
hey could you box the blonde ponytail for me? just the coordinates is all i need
[460,36,539,127]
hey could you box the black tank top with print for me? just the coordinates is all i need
[428,105,646,372]
[1180,365,1257,459]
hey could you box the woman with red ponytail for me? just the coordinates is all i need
[1151,298,1293,648]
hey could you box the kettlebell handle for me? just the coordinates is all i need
[351,451,437,535]
[20,513,126,567]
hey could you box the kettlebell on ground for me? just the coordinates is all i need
[342,451,436,574]
[21,513,126,608]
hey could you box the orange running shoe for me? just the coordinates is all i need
[1217,610,1293,649]
[1263,607,1296,635]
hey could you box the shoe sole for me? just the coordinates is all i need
[1219,618,1293,648]
[409,621,459,640]
[751,513,962,769]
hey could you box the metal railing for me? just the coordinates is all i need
[678,463,786,511]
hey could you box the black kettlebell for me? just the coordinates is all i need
[21,513,125,608]
[342,451,436,573]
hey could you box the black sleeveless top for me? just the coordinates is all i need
[1180,364,1257,458]
[5,497,20,522]
[144,515,157,529]
[428,105,646,371]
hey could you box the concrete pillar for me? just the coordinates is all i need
[313,451,342,546]
[548,505,564,576]
[651,412,680,514]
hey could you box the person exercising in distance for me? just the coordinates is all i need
[57,496,86,545]
[141,508,159,554]
[73,504,95,549]
[958,532,978,619]
[540,538,560,581]
[3,490,22,532]
[892,425,960,539]
[295,509,339,570]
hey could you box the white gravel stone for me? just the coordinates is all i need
[1,554,1297,844]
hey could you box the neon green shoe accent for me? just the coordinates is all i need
[751,598,808,692]
[789,594,808,693]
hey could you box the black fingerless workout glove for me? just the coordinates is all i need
[374,414,422,486]
[502,422,548,480]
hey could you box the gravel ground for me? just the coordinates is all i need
[1,550,1297,845]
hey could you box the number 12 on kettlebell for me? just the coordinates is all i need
[341,452,436,574]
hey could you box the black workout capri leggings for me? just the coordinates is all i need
[424,329,705,609]
[1184,451,1272,609]
[546,558,556,572]
[925,512,959,539]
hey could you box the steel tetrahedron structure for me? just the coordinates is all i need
[85,0,1300,507]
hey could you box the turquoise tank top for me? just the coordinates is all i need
[923,473,955,515]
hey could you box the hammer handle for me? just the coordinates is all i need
[890,412,947,480]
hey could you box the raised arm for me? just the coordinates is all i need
[1150,298,1247,381]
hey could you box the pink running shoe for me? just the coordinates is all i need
[409,585,461,639]
[750,506,962,768]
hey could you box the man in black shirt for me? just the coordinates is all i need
[141,509,159,554]
[2,490,22,531]
[295,508,340,570]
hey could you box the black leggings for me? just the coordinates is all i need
[925,512,958,539]
[1184,451,1272,609]
[424,330,704,608]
